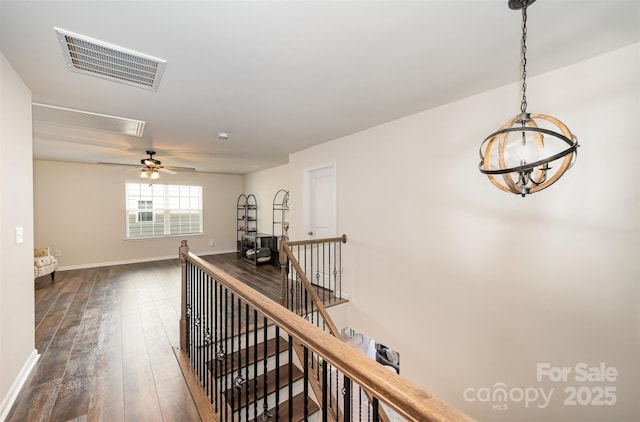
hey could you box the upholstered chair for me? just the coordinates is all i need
[34,247,58,281]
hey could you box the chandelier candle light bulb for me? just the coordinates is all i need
[479,0,579,197]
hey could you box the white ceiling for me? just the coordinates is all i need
[1,0,638,174]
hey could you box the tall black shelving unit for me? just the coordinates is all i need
[271,189,289,266]
[236,194,257,256]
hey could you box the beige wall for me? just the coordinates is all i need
[34,160,243,268]
[288,44,639,421]
[0,53,36,417]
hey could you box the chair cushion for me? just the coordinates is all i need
[34,263,56,278]
[34,247,51,257]
[34,255,56,268]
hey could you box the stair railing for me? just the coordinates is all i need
[179,240,474,422]
[279,235,349,421]
[278,234,347,334]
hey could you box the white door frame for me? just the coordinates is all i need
[303,163,336,239]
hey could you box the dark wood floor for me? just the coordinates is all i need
[6,253,287,422]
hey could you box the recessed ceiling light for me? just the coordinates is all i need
[218,132,229,140]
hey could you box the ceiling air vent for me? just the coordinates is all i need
[33,103,146,137]
[54,27,166,91]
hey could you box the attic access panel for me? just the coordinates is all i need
[54,27,166,91]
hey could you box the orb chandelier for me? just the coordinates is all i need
[479,0,579,197]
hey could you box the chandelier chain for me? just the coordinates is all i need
[520,5,528,114]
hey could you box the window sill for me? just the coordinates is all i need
[124,233,204,241]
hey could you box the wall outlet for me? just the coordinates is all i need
[209,240,214,247]
[54,250,62,257]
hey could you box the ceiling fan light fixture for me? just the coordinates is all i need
[140,169,148,179]
[142,150,161,167]
[150,169,160,180]
[479,0,579,197]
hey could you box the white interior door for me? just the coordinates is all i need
[304,164,336,239]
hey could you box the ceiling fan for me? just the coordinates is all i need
[99,150,196,179]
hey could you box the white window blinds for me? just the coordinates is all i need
[126,183,202,238]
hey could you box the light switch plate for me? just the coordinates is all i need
[15,226,24,244]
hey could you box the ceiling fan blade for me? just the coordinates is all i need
[98,162,141,168]
[158,167,177,175]
[164,165,197,172]
[99,153,197,175]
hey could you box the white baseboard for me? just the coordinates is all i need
[0,350,39,422]
[57,249,237,272]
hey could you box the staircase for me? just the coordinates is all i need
[179,238,475,422]
[210,326,320,422]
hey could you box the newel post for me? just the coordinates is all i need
[179,239,189,351]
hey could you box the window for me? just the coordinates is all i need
[137,200,154,222]
[126,183,202,238]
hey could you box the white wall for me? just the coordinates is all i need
[33,160,243,268]
[0,53,37,419]
[288,44,639,421]
[243,164,289,235]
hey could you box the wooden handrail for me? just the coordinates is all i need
[180,248,474,422]
[281,234,347,247]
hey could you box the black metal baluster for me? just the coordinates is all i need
[204,273,210,398]
[199,270,205,390]
[194,266,199,375]
[200,270,205,384]
[195,269,200,382]
[253,310,259,421]
[275,326,280,421]
[359,385,363,422]
[303,346,309,421]
[300,245,304,315]
[343,375,352,421]
[207,277,216,403]
[233,296,244,418]
[372,397,379,421]
[223,287,229,422]
[261,316,270,420]
[325,356,330,404]
[327,242,331,304]
[304,283,309,324]
[230,293,235,418]
[288,334,293,422]
[186,262,192,360]
[213,278,219,410]
[245,303,250,422]
[322,357,328,422]
[322,241,326,305]
[336,241,340,300]
[201,271,205,383]
[288,257,293,311]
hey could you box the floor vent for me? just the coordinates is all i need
[54,27,166,91]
